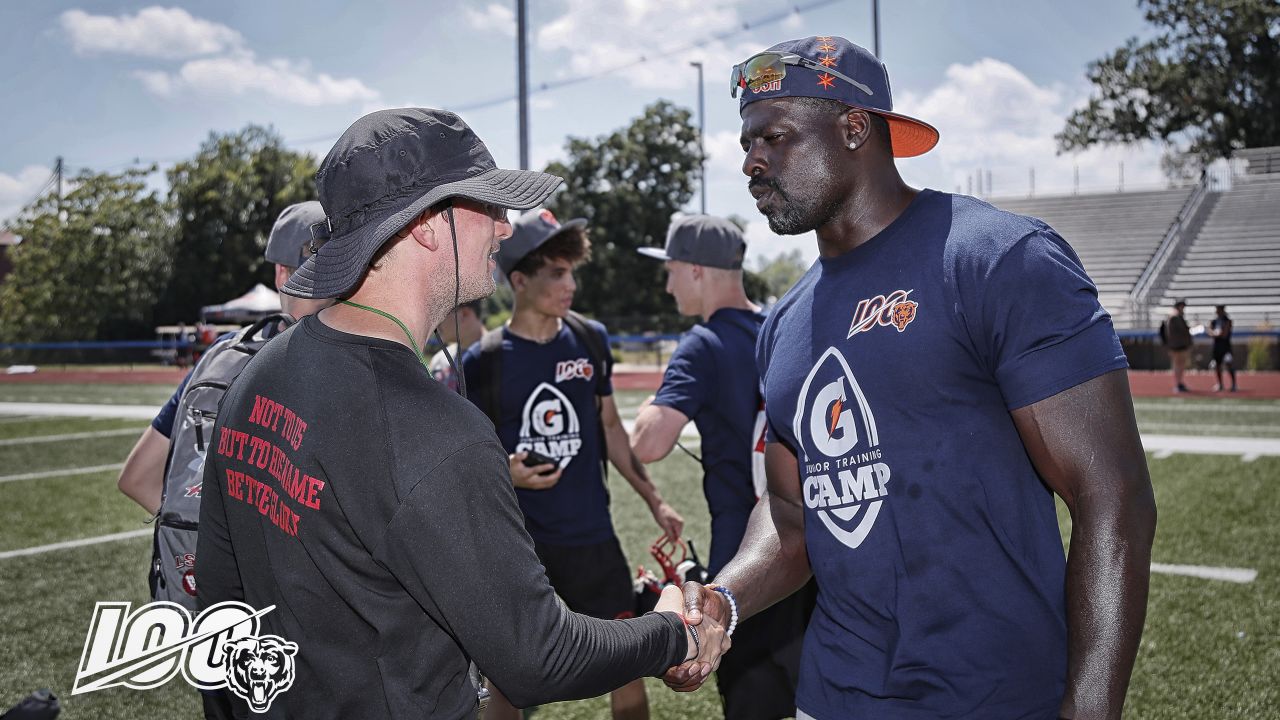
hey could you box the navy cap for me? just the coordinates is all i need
[496,208,588,276]
[265,201,326,269]
[637,215,746,270]
[736,36,938,157]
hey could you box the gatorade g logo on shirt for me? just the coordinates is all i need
[517,382,583,469]
[792,347,891,550]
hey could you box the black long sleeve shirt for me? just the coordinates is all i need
[197,315,686,719]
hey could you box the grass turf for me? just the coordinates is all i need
[0,385,1277,718]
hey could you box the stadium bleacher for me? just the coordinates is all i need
[991,147,1280,331]
[1155,171,1280,330]
[992,188,1194,328]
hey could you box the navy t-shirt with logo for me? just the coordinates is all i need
[652,308,765,577]
[757,189,1128,719]
[460,320,615,547]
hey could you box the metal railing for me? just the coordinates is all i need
[1129,172,1217,324]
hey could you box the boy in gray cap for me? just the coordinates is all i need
[119,200,332,515]
[634,215,814,720]
[196,109,725,719]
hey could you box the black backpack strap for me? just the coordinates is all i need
[473,327,506,427]
[563,311,611,477]
[563,310,611,397]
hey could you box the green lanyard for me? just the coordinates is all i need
[339,300,429,370]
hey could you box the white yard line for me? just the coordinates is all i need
[0,415,39,424]
[621,419,700,439]
[1151,563,1258,584]
[0,427,141,446]
[1143,434,1280,460]
[0,463,125,484]
[1140,422,1280,436]
[2,403,1274,458]
[1133,402,1280,414]
[0,402,160,419]
[0,529,151,561]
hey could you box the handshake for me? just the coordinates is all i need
[653,581,735,693]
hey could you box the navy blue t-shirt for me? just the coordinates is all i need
[757,190,1127,719]
[460,320,615,546]
[151,372,192,438]
[652,308,764,577]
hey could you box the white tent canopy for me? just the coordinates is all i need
[200,283,281,323]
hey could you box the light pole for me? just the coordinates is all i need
[516,0,529,170]
[872,0,881,57]
[690,61,706,214]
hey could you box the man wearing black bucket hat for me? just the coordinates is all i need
[669,37,1156,720]
[196,108,728,719]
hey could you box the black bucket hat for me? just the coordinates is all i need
[282,108,563,298]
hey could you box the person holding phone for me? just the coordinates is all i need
[461,209,685,720]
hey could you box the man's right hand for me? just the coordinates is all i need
[509,452,562,490]
[662,581,731,692]
[654,585,730,685]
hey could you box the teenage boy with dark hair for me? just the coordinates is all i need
[462,208,685,720]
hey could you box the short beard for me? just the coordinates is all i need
[764,189,843,235]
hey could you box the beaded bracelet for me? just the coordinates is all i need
[709,585,739,638]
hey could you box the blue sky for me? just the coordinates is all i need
[0,0,1167,264]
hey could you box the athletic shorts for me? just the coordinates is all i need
[1213,345,1233,364]
[716,580,817,720]
[534,536,636,620]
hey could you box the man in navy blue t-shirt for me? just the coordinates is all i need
[461,209,686,720]
[634,214,815,719]
[666,37,1157,720]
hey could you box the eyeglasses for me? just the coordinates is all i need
[729,52,874,99]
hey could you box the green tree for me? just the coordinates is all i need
[1057,0,1280,175]
[0,167,172,343]
[158,125,317,323]
[542,101,704,333]
[753,248,809,302]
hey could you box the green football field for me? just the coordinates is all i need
[0,385,1277,718]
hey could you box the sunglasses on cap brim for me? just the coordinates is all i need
[730,52,874,98]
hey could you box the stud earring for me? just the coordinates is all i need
[848,141,858,150]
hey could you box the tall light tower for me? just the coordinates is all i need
[872,0,881,57]
[516,0,530,170]
[690,61,706,214]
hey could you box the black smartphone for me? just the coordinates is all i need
[522,450,558,472]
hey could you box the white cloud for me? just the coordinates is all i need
[536,0,759,92]
[60,7,242,59]
[138,52,380,106]
[0,165,56,225]
[896,58,1165,197]
[464,3,516,37]
[62,7,379,107]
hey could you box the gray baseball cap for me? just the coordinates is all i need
[265,201,326,269]
[282,108,563,299]
[637,215,746,269]
[496,208,588,276]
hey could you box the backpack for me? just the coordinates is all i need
[687,311,768,498]
[470,311,611,476]
[149,313,292,610]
